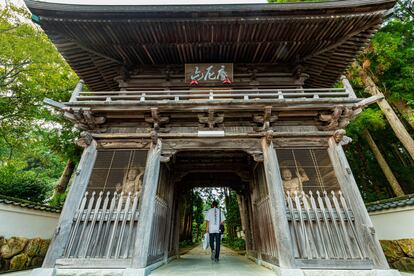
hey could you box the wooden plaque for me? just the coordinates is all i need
[185,63,233,84]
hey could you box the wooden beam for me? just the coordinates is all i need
[131,140,162,268]
[261,137,296,268]
[327,137,389,269]
[42,140,97,268]
[69,80,84,103]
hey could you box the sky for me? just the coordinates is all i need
[4,0,267,6]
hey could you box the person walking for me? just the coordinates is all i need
[205,200,225,263]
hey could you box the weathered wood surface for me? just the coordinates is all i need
[327,138,389,269]
[261,137,296,268]
[43,140,97,268]
[286,191,367,262]
[69,80,84,103]
[132,140,162,268]
[63,191,140,259]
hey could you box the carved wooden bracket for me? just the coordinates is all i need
[145,107,169,131]
[76,132,93,148]
[68,108,106,132]
[253,106,278,131]
[265,130,274,145]
[198,110,224,129]
[334,129,353,146]
[318,107,359,131]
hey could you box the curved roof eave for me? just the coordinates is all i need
[25,0,396,91]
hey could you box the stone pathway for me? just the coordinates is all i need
[151,245,275,276]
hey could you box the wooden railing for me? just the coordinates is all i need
[286,190,368,262]
[69,88,352,104]
[63,191,139,259]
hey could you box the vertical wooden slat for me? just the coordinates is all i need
[80,191,103,258]
[294,192,311,259]
[331,191,355,258]
[316,191,338,258]
[106,192,125,258]
[76,191,96,257]
[287,192,303,258]
[124,192,139,259]
[302,191,320,259]
[309,191,329,259]
[323,191,348,258]
[115,193,132,258]
[65,191,89,257]
[90,191,110,257]
[98,192,118,257]
[43,140,97,267]
[338,191,366,259]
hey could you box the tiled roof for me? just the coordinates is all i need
[0,195,61,213]
[366,194,414,212]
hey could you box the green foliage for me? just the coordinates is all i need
[223,238,246,251]
[0,5,80,202]
[224,191,241,240]
[192,191,205,242]
[0,161,54,202]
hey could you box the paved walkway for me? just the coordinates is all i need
[151,245,274,276]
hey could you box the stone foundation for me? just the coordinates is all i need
[0,236,50,273]
[380,239,414,273]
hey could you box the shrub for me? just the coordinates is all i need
[0,163,52,202]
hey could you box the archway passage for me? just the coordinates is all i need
[150,150,269,273]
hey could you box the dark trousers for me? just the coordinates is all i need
[209,233,221,260]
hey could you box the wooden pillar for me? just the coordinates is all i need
[327,138,389,269]
[163,176,175,262]
[42,140,97,267]
[261,137,296,268]
[131,139,162,268]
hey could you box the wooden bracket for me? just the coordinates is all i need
[253,106,278,131]
[75,132,94,148]
[67,108,106,132]
[145,107,170,131]
[265,130,274,145]
[198,110,224,129]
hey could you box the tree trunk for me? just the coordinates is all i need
[362,129,405,197]
[358,66,414,161]
[54,159,75,193]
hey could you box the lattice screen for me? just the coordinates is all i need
[87,150,148,193]
[276,148,339,193]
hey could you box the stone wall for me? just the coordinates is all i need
[0,236,49,273]
[380,239,414,272]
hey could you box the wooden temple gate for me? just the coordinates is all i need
[26,0,400,275]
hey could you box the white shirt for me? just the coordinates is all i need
[205,207,226,234]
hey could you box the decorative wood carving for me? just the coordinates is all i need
[144,108,169,131]
[76,132,93,148]
[334,129,353,146]
[253,106,278,131]
[318,107,359,131]
[198,110,224,129]
[68,108,106,132]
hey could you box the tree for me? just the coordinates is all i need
[0,5,80,204]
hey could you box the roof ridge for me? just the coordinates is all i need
[0,194,62,213]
